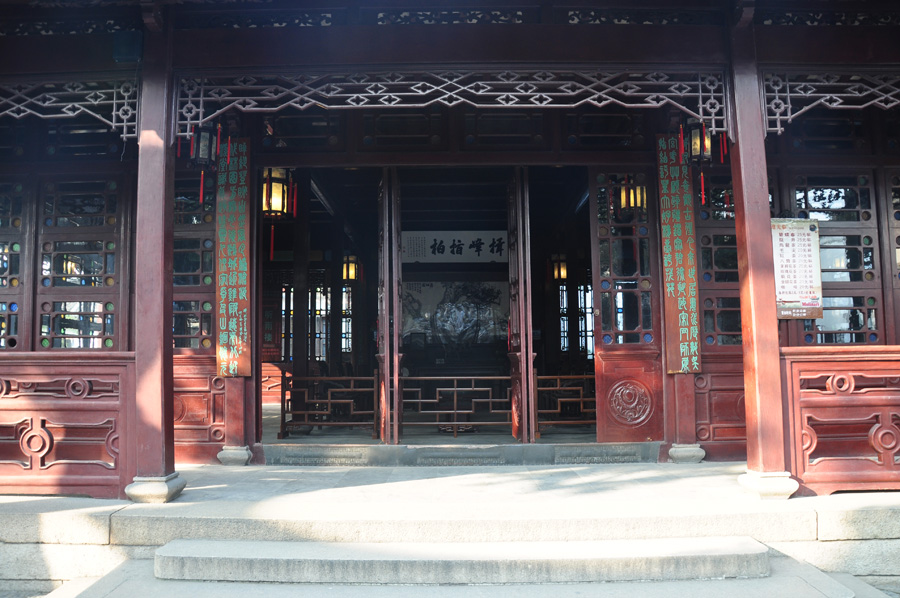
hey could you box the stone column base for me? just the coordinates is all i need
[125,472,187,503]
[738,470,799,500]
[668,443,706,463]
[217,445,252,466]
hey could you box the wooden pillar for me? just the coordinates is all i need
[125,26,185,502]
[292,170,311,380]
[729,21,798,498]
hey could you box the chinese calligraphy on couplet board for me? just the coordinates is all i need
[401,231,508,264]
[215,138,251,377]
[771,219,823,319]
[657,135,701,374]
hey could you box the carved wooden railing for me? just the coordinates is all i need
[782,346,900,495]
[0,353,136,499]
[280,372,377,439]
[534,373,596,434]
[400,375,512,438]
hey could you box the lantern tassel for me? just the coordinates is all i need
[700,171,706,206]
[199,170,204,205]
[678,124,684,164]
[292,183,298,219]
[189,126,195,158]
[719,133,725,164]
[217,123,222,157]
[227,136,231,164]
[270,224,275,261]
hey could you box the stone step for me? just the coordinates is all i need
[264,442,661,466]
[49,555,889,598]
[154,537,767,584]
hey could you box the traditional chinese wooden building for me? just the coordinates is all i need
[1,0,900,502]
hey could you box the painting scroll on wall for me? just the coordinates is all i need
[401,281,509,352]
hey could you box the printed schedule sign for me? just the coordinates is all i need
[215,138,251,377]
[771,219,823,319]
[657,135,701,374]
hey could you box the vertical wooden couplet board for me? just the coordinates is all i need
[377,167,401,444]
[215,138,251,377]
[507,167,535,442]
[657,135,702,374]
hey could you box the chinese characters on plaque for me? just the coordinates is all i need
[215,138,251,377]
[657,135,701,374]
[771,219,823,319]
[402,231,508,263]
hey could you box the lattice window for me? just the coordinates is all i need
[558,283,569,352]
[0,181,24,296]
[791,173,882,345]
[283,284,293,361]
[173,173,216,352]
[173,299,214,349]
[696,175,777,349]
[341,285,352,353]
[577,283,594,359]
[37,178,123,350]
[889,174,900,291]
[310,272,329,361]
[701,293,742,347]
[594,172,655,345]
[0,300,18,349]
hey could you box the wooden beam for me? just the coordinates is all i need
[172,24,727,70]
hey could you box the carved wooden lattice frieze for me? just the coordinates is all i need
[377,10,525,25]
[567,9,722,26]
[0,17,138,36]
[764,73,900,134]
[176,71,727,137]
[0,80,139,140]
[176,11,334,29]
[757,11,900,27]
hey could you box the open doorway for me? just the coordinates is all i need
[263,165,601,445]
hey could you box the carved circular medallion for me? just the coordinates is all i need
[607,380,652,427]
[173,397,186,423]
[20,422,53,458]
[65,378,92,399]
[212,376,226,391]
[870,423,900,453]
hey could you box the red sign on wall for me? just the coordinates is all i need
[657,134,701,374]
[215,138,251,377]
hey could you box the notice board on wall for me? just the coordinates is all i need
[771,219,823,319]
[215,138,251,377]
[656,134,701,374]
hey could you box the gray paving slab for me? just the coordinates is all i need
[105,463,823,545]
[153,536,768,584]
[47,556,868,598]
[0,497,128,544]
